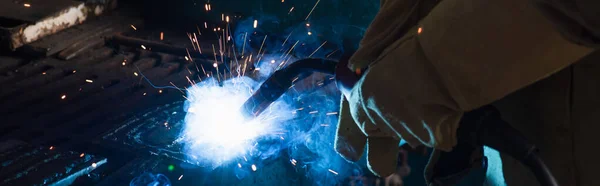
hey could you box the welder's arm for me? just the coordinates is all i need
[334,0,600,179]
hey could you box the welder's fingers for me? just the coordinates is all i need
[366,137,400,177]
[335,96,367,162]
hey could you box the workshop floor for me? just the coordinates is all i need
[0,6,244,185]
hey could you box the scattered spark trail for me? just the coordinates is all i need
[305,0,321,20]
[308,41,327,57]
[124,0,381,184]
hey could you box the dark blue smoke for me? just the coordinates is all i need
[129,172,172,186]
[227,1,381,184]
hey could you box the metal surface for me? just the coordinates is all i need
[0,0,116,51]
[0,140,106,186]
[22,12,139,57]
[109,34,220,60]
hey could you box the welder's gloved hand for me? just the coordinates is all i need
[334,0,439,178]
[335,96,400,177]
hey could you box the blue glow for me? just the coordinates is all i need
[176,1,380,184]
[484,146,507,186]
[180,76,294,168]
[129,173,172,186]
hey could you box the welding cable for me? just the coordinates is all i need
[240,58,337,118]
[462,106,560,186]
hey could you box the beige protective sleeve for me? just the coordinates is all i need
[337,0,598,177]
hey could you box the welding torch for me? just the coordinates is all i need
[239,57,559,186]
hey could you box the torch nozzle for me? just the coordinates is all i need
[240,58,338,119]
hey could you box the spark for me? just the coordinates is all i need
[49,146,54,150]
[122,61,127,66]
[326,112,338,115]
[130,25,137,30]
[141,45,147,50]
[213,63,218,68]
[325,50,338,59]
[309,111,318,114]
[305,0,321,20]
[306,23,310,27]
[160,32,164,40]
[291,159,297,166]
[143,92,147,96]
[308,41,327,57]
[72,70,77,73]
[85,79,93,83]
[288,7,295,14]
[308,31,312,36]
[60,95,67,100]
[23,3,30,7]
[226,16,230,23]
[193,33,202,53]
[92,163,97,168]
[418,27,423,34]
[320,124,330,127]
[253,20,258,28]
[80,153,85,157]
[42,72,46,75]
[185,56,189,61]
[238,163,242,168]
[178,175,184,180]
[282,31,293,46]
[256,36,268,62]
[328,169,338,175]
[251,164,257,171]
[134,72,139,76]
[159,89,163,94]
[271,60,276,64]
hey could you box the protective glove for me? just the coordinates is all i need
[335,96,400,177]
[334,50,400,177]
